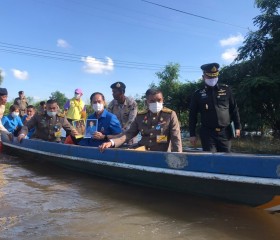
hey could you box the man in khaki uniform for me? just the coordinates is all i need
[18,99,76,143]
[108,81,138,144]
[108,82,137,131]
[100,88,182,152]
[14,90,28,117]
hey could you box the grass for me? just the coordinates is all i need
[183,136,280,154]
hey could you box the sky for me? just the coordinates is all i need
[0,0,261,104]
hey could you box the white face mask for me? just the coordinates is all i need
[11,112,19,118]
[74,93,81,99]
[47,111,57,117]
[149,102,163,113]
[205,77,218,87]
[92,103,104,113]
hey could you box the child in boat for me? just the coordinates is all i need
[21,105,36,138]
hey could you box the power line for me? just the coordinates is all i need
[0,42,200,72]
[142,0,248,30]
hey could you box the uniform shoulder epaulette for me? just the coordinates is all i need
[57,112,65,117]
[161,107,173,113]
[138,109,148,115]
[220,84,229,87]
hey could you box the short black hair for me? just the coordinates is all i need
[39,101,46,106]
[9,104,20,112]
[90,92,105,102]
[27,105,35,110]
[46,99,57,105]
[145,88,162,98]
[18,91,24,94]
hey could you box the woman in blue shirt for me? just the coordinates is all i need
[78,92,122,147]
[2,104,24,136]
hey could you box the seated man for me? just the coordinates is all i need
[18,99,77,142]
[78,92,122,147]
[99,88,182,152]
[21,105,36,138]
[2,104,24,136]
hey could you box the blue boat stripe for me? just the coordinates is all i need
[4,142,280,187]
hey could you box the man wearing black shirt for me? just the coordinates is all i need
[189,63,241,152]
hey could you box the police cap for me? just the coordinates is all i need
[201,63,219,77]
[0,88,8,96]
[110,82,126,92]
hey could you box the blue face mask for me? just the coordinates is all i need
[47,111,57,117]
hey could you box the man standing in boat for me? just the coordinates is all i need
[14,90,28,117]
[189,63,241,152]
[17,99,78,143]
[107,81,138,145]
[99,88,182,152]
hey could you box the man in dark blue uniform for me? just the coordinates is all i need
[189,63,241,152]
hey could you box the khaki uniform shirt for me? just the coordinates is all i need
[113,107,182,152]
[20,112,73,142]
[107,96,137,130]
[14,97,28,116]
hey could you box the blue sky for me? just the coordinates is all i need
[0,0,260,104]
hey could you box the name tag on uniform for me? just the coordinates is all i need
[156,135,167,143]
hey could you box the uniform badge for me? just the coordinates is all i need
[156,135,167,143]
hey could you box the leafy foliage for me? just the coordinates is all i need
[49,91,68,110]
[0,69,3,86]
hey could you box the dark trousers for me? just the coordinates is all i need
[199,126,231,153]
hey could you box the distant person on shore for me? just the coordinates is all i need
[38,101,46,114]
[189,62,241,153]
[64,88,86,125]
[2,104,24,136]
[14,90,28,117]
[99,88,182,152]
[107,81,138,145]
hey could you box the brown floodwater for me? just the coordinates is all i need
[0,153,280,240]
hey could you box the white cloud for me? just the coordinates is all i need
[81,56,114,74]
[221,48,238,62]
[0,68,5,78]
[11,69,29,80]
[33,96,41,101]
[220,34,244,47]
[57,39,70,48]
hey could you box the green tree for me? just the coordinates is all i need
[219,0,280,134]
[0,69,3,86]
[49,91,68,110]
[154,63,202,128]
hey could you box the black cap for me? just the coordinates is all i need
[0,88,8,96]
[110,82,126,91]
[201,63,220,77]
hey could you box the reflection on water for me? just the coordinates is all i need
[0,153,280,240]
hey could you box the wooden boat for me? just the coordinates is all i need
[1,132,280,212]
